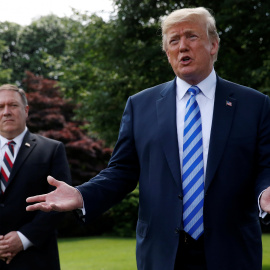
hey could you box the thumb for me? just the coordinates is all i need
[47,175,60,187]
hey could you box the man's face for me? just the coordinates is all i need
[165,20,219,85]
[0,90,29,140]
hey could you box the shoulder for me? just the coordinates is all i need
[26,132,63,146]
[218,76,266,100]
[130,79,175,101]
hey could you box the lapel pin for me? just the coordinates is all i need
[226,100,232,107]
[25,143,30,147]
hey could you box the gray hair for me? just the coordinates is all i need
[0,84,28,106]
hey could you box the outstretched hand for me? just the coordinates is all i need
[26,176,83,212]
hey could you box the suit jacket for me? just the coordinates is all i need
[78,75,270,270]
[0,131,71,270]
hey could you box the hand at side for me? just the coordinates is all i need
[260,186,270,213]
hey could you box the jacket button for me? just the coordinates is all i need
[175,228,180,234]
[178,195,183,200]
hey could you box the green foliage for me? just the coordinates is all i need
[50,11,173,145]
[0,40,12,84]
[54,14,128,145]
[16,15,67,78]
[205,0,270,93]
[0,21,21,84]
[0,15,71,84]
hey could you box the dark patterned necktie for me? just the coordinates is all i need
[1,141,16,193]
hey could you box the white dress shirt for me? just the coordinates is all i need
[176,68,216,176]
[0,127,33,250]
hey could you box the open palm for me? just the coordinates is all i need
[26,176,83,212]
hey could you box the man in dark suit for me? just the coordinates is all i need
[26,7,270,270]
[0,84,71,269]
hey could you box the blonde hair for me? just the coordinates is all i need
[161,7,220,62]
[0,84,28,106]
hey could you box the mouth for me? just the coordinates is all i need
[180,56,192,64]
[4,119,14,123]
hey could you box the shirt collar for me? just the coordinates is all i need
[0,127,28,149]
[176,68,217,101]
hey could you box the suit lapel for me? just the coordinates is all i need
[156,78,182,190]
[6,131,36,189]
[205,76,236,192]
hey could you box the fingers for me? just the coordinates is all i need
[0,254,13,264]
[0,240,11,261]
[26,202,53,212]
[0,238,9,250]
[0,246,9,251]
[26,194,47,203]
[6,256,13,264]
[0,252,11,258]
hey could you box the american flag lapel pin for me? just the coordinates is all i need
[25,143,30,147]
[226,100,232,107]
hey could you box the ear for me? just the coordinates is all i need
[25,105,29,116]
[166,50,171,63]
[210,38,219,56]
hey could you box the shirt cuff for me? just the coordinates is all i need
[258,190,268,218]
[17,231,33,250]
[75,188,86,218]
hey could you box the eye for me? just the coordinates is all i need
[189,34,198,40]
[169,38,179,45]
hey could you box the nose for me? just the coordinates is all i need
[179,38,189,52]
[3,105,11,115]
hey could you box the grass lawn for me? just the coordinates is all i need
[58,234,270,270]
[58,237,136,270]
[263,234,270,269]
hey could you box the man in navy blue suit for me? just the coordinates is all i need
[27,7,270,270]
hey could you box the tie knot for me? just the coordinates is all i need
[188,86,200,96]
[7,141,15,146]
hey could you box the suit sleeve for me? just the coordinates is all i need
[77,97,140,223]
[19,142,71,247]
[255,95,270,201]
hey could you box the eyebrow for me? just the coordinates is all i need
[168,29,197,38]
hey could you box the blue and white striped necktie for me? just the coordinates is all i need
[182,85,204,240]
